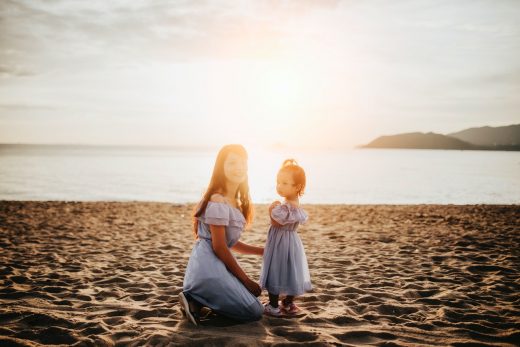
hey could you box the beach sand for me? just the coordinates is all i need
[0,201,518,346]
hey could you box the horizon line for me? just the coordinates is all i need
[0,143,361,151]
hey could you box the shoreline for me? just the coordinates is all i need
[1,201,518,346]
[2,200,519,205]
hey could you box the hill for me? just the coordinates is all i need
[362,124,520,150]
[448,124,520,147]
[362,132,475,150]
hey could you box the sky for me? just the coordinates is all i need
[0,0,519,149]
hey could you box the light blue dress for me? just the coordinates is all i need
[260,202,312,296]
[183,201,263,322]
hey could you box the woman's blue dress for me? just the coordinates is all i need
[260,202,312,296]
[183,201,263,321]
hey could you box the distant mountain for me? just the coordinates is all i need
[448,124,520,147]
[362,124,520,151]
[362,132,475,150]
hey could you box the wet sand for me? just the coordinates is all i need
[0,201,519,346]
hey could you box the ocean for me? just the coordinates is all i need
[0,145,519,204]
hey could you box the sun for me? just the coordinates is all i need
[250,60,310,126]
[258,64,303,112]
[202,58,321,148]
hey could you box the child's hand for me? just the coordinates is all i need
[269,201,281,213]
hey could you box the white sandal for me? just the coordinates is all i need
[263,303,284,317]
[179,292,199,326]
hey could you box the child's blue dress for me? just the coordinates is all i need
[260,202,312,296]
[183,201,263,321]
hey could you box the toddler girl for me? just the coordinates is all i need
[260,159,312,316]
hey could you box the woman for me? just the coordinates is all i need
[179,144,264,325]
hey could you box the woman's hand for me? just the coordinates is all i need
[244,278,262,297]
[231,241,264,256]
[210,225,262,296]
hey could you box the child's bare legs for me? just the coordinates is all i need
[264,292,285,316]
[282,295,294,306]
[281,295,301,313]
[282,295,295,306]
[272,294,296,307]
[267,294,300,315]
[268,293,279,308]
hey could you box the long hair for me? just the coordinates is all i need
[192,144,254,238]
[280,158,306,196]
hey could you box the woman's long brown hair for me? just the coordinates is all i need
[192,144,254,238]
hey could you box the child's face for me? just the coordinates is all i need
[276,170,299,199]
[224,152,248,185]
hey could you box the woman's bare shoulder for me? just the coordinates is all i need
[210,193,226,203]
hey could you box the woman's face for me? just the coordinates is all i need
[223,152,248,185]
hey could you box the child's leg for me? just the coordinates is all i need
[282,295,295,305]
[281,295,301,313]
[268,293,279,308]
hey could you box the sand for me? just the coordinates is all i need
[0,201,518,346]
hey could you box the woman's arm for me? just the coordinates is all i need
[209,225,261,296]
[231,241,263,256]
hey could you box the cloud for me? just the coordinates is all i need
[0,103,63,122]
[0,103,57,111]
[0,63,35,77]
[0,0,342,70]
[0,0,519,147]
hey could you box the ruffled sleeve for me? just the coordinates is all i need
[271,203,308,225]
[199,201,246,228]
[203,201,231,226]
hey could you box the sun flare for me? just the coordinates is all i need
[254,62,306,118]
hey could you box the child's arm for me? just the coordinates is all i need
[269,201,282,227]
[270,201,307,225]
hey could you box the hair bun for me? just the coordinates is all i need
[282,159,298,167]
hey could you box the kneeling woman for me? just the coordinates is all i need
[180,144,264,325]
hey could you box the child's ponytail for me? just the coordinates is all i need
[281,158,298,168]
